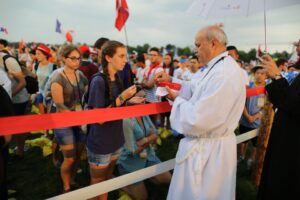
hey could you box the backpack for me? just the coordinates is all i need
[83,72,110,108]
[3,54,39,94]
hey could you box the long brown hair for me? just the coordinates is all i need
[101,40,125,101]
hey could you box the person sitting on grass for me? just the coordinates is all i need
[117,89,172,200]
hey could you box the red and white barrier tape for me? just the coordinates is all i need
[0,87,265,136]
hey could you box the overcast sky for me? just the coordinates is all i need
[0,0,299,53]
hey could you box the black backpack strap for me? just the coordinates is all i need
[3,54,25,73]
[34,61,39,72]
[2,54,12,72]
[98,73,111,106]
[53,64,57,71]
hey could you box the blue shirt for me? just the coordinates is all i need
[239,81,265,128]
[286,71,299,84]
[117,116,159,172]
[87,75,124,154]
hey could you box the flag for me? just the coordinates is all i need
[31,42,37,49]
[55,19,62,33]
[162,48,168,56]
[173,47,180,60]
[256,44,261,58]
[0,26,8,34]
[19,39,26,50]
[115,0,129,31]
[65,31,73,43]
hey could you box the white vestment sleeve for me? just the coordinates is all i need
[172,77,193,100]
[170,73,238,137]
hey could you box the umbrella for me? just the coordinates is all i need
[188,0,300,52]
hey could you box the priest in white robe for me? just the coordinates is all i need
[156,25,247,200]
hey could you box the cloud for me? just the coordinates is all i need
[0,0,299,53]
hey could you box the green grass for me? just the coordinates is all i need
[7,135,257,200]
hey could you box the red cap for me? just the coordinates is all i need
[159,82,181,91]
[37,44,51,56]
[89,47,98,55]
[79,45,90,54]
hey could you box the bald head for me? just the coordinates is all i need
[198,25,228,47]
[194,25,227,65]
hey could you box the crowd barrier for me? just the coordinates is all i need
[0,87,264,199]
[0,87,265,136]
[48,129,258,200]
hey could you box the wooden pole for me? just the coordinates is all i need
[252,95,274,186]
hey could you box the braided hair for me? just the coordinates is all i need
[101,40,125,101]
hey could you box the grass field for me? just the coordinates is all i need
[7,134,257,200]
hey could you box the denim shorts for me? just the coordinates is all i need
[54,126,86,145]
[87,148,122,166]
[35,93,44,104]
[118,157,161,185]
[118,157,161,176]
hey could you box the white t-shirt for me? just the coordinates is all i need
[0,68,12,98]
[173,68,182,79]
[242,69,250,86]
[143,65,164,102]
[181,69,191,81]
[0,52,28,103]
[136,67,146,84]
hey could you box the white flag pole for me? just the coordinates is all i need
[263,0,267,53]
[123,24,130,60]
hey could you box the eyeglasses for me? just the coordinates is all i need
[67,57,81,62]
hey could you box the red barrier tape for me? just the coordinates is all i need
[0,87,265,136]
[246,87,265,97]
[0,102,171,136]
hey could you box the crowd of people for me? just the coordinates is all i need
[0,24,299,200]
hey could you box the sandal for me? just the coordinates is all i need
[63,188,71,193]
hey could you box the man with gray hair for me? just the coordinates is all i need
[156,25,247,199]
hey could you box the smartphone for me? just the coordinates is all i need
[135,84,143,93]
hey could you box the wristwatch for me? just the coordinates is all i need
[272,74,283,81]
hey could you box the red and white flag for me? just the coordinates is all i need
[115,0,129,31]
[65,30,73,43]
[256,44,261,58]
[19,39,26,50]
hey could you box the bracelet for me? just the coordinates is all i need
[119,93,125,103]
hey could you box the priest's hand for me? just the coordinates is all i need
[166,86,178,101]
[155,72,171,84]
[261,55,281,79]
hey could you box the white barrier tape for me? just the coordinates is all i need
[48,130,258,200]
[236,129,258,144]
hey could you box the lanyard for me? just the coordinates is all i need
[62,69,83,109]
[201,56,226,81]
